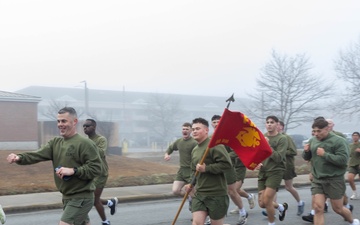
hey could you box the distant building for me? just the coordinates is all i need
[16,86,249,151]
[0,90,41,150]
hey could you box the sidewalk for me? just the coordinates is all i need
[0,174,313,214]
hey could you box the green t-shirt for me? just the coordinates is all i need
[90,134,109,176]
[349,142,360,167]
[166,137,197,168]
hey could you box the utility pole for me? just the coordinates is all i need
[81,80,89,117]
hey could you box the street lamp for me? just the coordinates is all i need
[80,80,89,117]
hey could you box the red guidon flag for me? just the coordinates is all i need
[208,108,272,170]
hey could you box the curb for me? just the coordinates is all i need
[3,194,179,214]
[4,203,63,214]
[3,181,312,214]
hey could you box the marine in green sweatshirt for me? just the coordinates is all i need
[6,107,103,225]
[188,117,232,222]
[303,131,349,179]
[301,118,359,225]
[17,134,102,199]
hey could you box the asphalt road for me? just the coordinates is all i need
[4,184,360,225]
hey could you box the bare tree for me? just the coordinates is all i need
[40,99,69,120]
[245,50,334,132]
[333,37,360,116]
[40,99,85,120]
[145,94,184,149]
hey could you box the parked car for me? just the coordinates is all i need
[343,132,353,143]
[288,134,308,150]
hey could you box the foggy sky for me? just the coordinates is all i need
[1,0,359,97]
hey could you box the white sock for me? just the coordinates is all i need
[268,222,275,225]
[346,203,350,209]
[247,194,252,200]
[107,200,113,207]
[298,200,304,206]
[239,208,246,216]
[278,204,284,212]
[310,209,315,215]
[102,220,109,223]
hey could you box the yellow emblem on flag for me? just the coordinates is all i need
[236,127,261,148]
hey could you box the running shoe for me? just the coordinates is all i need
[248,194,256,209]
[297,201,305,216]
[109,197,118,215]
[350,193,358,200]
[0,205,5,225]
[278,202,288,221]
[237,212,248,225]
[302,213,314,223]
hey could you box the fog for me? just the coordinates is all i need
[1,1,360,98]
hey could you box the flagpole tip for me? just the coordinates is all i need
[226,94,235,103]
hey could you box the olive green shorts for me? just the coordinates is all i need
[311,177,346,199]
[283,164,297,180]
[175,167,192,183]
[224,167,237,185]
[94,175,108,188]
[258,170,284,191]
[348,165,360,175]
[61,198,94,225]
[234,166,246,182]
[192,193,229,220]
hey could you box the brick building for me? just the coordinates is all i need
[0,91,41,150]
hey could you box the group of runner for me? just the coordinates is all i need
[165,116,360,225]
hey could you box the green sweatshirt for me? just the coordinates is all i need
[302,132,349,179]
[226,146,245,169]
[349,142,360,167]
[166,137,197,168]
[261,133,287,172]
[17,133,102,199]
[283,133,297,168]
[89,134,109,176]
[191,138,232,196]
[284,134,297,157]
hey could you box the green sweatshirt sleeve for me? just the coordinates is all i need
[285,135,297,156]
[205,145,232,174]
[96,136,108,153]
[323,140,349,167]
[269,135,288,163]
[302,150,312,161]
[166,139,179,155]
[17,143,53,164]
